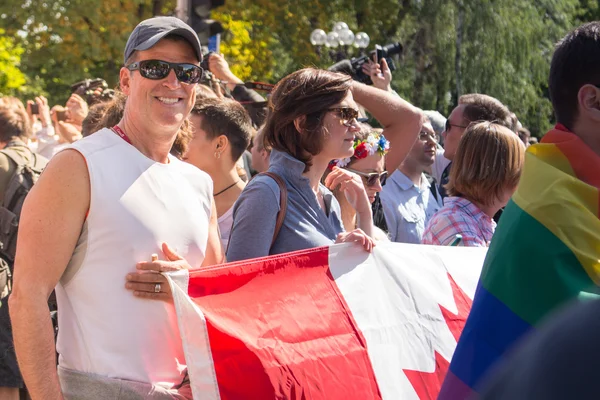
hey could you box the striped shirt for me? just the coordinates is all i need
[422,196,496,247]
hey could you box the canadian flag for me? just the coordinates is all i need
[166,242,485,400]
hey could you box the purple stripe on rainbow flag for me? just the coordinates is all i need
[439,370,474,400]
[439,284,532,397]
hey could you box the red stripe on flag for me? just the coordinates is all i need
[187,246,382,400]
[543,129,600,191]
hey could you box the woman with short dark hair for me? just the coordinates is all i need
[183,97,254,249]
[226,68,421,261]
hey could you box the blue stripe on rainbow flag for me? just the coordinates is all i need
[440,283,533,396]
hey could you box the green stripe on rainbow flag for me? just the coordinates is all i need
[481,141,600,326]
[514,146,600,284]
[440,129,600,397]
[482,199,600,326]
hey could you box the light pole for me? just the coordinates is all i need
[176,0,190,22]
[310,22,370,62]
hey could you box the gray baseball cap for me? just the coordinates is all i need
[124,16,202,64]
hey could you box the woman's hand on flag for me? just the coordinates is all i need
[336,229,376,252]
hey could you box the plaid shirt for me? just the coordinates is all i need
[421,197,496,247]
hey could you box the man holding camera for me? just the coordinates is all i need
[10,16,223,399]
[29,94,85,159]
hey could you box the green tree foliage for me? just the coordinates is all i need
[0,29,27,96]
[214,0,579,136]
[0,0,175,104]
[0,0,594,135]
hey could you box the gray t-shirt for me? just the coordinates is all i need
[226,149,345,262]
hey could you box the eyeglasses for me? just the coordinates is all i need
[444,119,469,132]
[126,60,203,84]
[345,168,388,187]
[327,107,360,127]
[418,131,437,142]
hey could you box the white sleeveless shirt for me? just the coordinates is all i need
[55,128,213,387]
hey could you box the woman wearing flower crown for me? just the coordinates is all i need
[226,68,421,262]
[326,124,390,239]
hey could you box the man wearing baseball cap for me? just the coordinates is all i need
[10,16,223,399]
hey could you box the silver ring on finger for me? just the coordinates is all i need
[154,283,161,293]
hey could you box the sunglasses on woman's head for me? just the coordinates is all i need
[344,168,388,187]
[327,107,360,127]
[126,60,203,84]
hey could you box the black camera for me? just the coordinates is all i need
[70,78,114,105]
[200,51,214,73]
[328,42,403,85]
[198,52,218,84]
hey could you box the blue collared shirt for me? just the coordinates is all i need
[226,149,345,262]
[380,170,442,243]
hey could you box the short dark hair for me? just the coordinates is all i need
[458,94,516,131]
[92,92,126,134]
[82,102,111,137]
[196,84,218,100]
[191,98,253,161]
[0,98,31,142]
[263,68,353,172]
[549,22,600,129]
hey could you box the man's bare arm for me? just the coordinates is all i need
[201,198,225,267]
[9,149,90,399]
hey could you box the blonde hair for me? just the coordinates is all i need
[446,121,525,206]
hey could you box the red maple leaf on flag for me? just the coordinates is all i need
[403,273,473,399]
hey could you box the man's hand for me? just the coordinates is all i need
[65,94,88,126]
[126,243,191,302]
[26,96,52,129]
[56,121,82,143]
[36,96,52,128]
[208,53,243,90]
[26,101,37,128]
[361,59,393,92]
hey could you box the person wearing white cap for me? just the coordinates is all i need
[9,16,223,399]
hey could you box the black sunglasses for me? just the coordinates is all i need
[327,107,360,127]
[444,119,469,132]
[345,168,388,187]
[126,60,203,84]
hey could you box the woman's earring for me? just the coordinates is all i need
[214,151,221,159]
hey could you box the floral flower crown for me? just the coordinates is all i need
[329,131,390,169]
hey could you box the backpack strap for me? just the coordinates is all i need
[0,148,28,170]
[30,151,47,173]
[0,145,45,173]
[260,172,288,249]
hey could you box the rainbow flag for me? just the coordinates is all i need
[439,128,600,399]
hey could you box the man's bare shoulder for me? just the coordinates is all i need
[34,149,90,199]
[43,149,87,174]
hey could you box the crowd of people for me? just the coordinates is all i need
[0,14,597,400]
